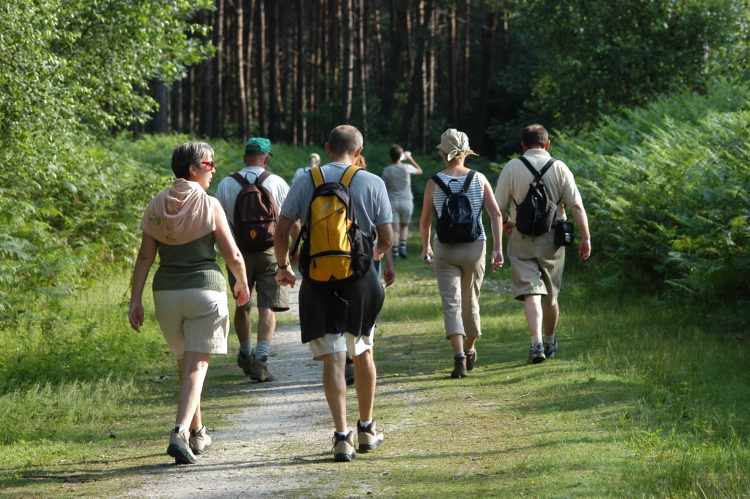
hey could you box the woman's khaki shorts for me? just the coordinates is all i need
[507,229,565,306]
[153,288,230,360]
[308,327,375,361]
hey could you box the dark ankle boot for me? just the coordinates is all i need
[451,355,467,378]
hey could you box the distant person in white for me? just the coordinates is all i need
[291,152,321,186]
[381,144,422,258]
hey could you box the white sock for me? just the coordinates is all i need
[174,424,188,433]
[531,332,543,345]
[543,333,555,344]
[335,430,350,438]
[359,419,372,428]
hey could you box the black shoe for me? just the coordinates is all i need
[528,342,546,364]
[465,349,477,371]
[237,351,253,376]
[451,355,467,378]
[345,357,355,386]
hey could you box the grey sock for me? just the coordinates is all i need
[240,340,253,356]
[255,340,270,359]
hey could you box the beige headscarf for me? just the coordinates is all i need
[436,128,478,162]
[140,178,216,245]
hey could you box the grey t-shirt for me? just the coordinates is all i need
[381,163,420,202]
[280,162,392,236]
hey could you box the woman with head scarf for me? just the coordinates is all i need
[419,129,504,378]
[129,142,250,464]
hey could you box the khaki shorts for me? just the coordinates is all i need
[153,288,230,359]
[390,198,414,224]
[227,247,289,311]
[507,229,565,306]
[308,327,375,360]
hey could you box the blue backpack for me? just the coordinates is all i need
[432,170,480,243]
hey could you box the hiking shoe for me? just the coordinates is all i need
[357,420,384,452]
[189,426,212,455]
[237,351,253,376]
[451,355,468,378]
[332,431,356,462]
[465,349,478,371]
[544,336,558,359]
[345,356,355,386]
[250,354,274,382]
[528,342,546,364]
[167,429,197,465]
[398,246,408,258]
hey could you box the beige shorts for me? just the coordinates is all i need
[308,327,375,360]
[507,229,565,306]
[153,288,230,359]
[390,198,414,224]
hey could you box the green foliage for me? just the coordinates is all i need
[495,0,749,131]
[553,79,750,312]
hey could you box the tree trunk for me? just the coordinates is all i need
[342,0,354,123]
[474,2,498,153]
[358,0,368,134]
[235,0,248,139]
[399,0,434,143]
[148,80,169,133]
[171,79,183,133]
[256,0,266,136]
[380,0,407,131]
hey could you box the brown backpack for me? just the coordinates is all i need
[231,171,277,252]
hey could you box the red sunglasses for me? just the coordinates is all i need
[199,161,215,171]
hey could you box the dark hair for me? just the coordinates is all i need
[389,144,403,162]
[171,142,213,179]
[327,125,363,155]
[522,124,549,149]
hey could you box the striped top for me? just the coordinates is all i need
[431,171,486,241]
[153,233,226,292]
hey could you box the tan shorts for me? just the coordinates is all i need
[153,288,230,359]
[227,247,289,311]
[308,327,375,360]
[390,198,414,224]
[507,229,565,306]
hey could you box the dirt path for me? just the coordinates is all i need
[126,287,336,497]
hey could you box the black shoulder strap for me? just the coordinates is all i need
[461,170,477,193]
[432,174,451,196]
[231,172,249,186]
[518,156,556,181]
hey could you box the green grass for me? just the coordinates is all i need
[1,236,748,497]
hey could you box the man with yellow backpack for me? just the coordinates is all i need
[274,125,394,462]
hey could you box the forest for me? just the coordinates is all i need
[0,0,748,320]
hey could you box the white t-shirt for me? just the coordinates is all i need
[215,166,290,228]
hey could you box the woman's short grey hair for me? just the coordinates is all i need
[171,142,214,179]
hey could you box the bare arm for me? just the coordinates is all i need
[382,246,396,287]
[406,152,423,175]
[569,203,591,262]
[375,222,394,259]
[274,215,297,287]
[419,179,436,263]
[128,233,158,332]
[213,201,250,306]
[481,176,504,270]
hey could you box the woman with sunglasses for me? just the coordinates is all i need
[128,142,250,464]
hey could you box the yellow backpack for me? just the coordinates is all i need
[294,165,373,282]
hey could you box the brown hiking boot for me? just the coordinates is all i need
[357,420,384,452]
[167,429,197,465]
[451,355,467,378]
[332,431,356,462]
[189,425,212,455]
[250,354,274,382]
[237,351,253,376]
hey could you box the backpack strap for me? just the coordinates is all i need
[309,166,324,188]
[256,170,272,186]
[461,170,477,193]
[231,172,250,186]
[431,174,451,196]
[339,164,361,187]
[518,156,556,181]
